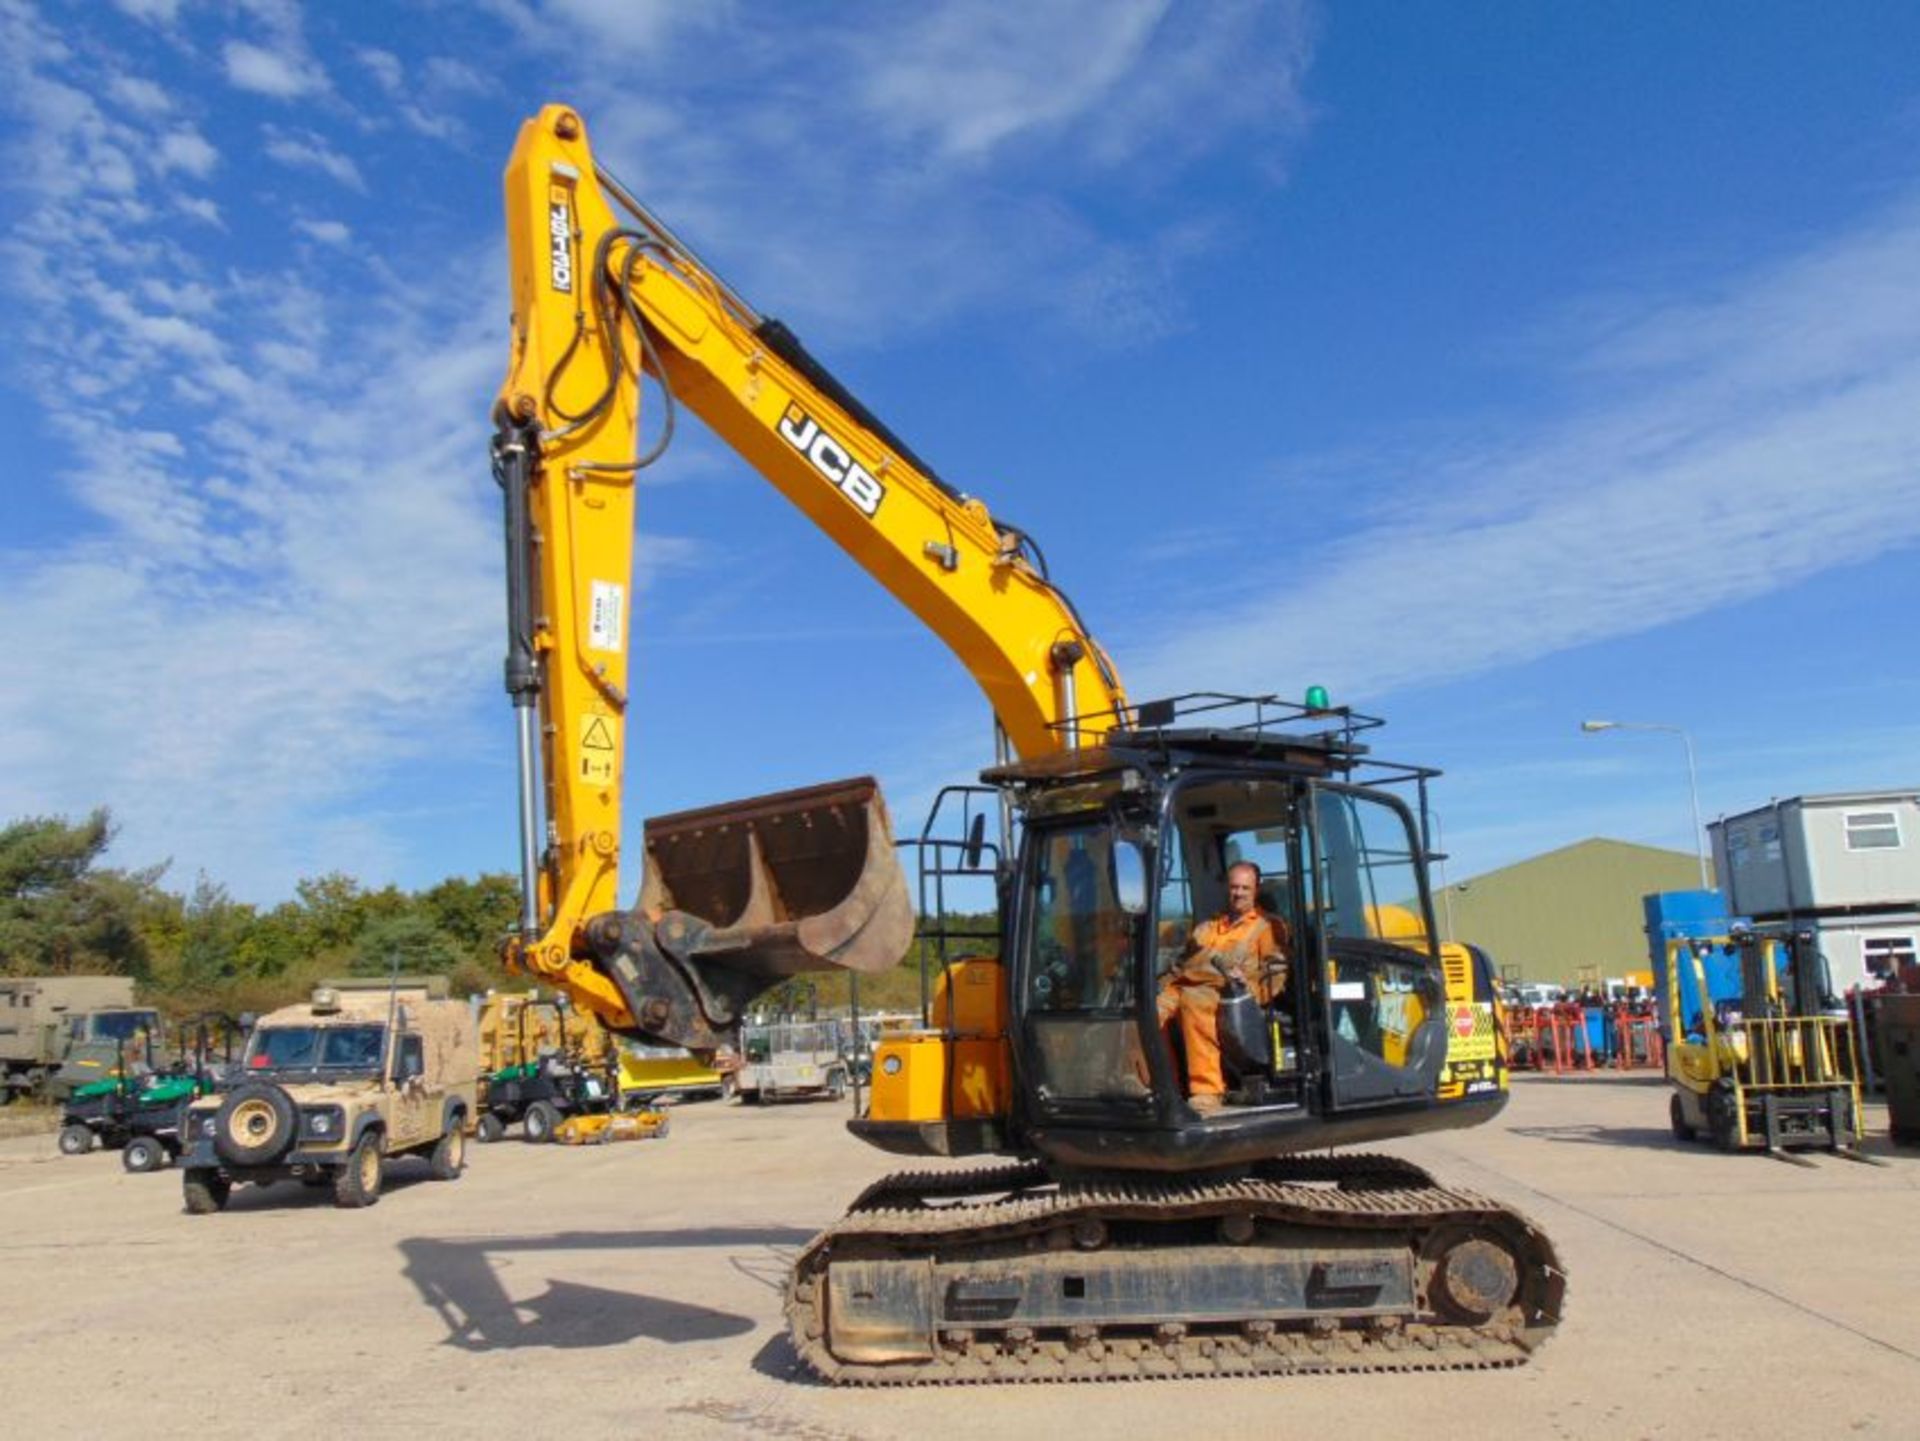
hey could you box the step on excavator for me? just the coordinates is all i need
[491,104,1564,1384]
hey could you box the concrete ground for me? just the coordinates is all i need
[2,1074,1917,1440]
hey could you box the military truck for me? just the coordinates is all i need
[0,976,161,1102]
[178,979,477,1212]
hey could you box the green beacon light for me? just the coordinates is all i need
[1303,684,1331,712]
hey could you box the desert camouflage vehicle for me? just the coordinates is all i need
[178,982,477,1212]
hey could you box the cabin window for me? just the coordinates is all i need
[1845,811,1902,851]
[1865,936,1916,977]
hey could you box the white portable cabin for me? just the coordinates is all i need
[1709,791,1920,993]
[1710,793,1920,916]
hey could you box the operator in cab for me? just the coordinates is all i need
[1157,861,1291,1113]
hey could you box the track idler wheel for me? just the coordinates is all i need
[1423,1226,1521,1326]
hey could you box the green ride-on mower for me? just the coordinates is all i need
[58,1017,242,1173]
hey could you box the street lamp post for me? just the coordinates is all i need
[1579,719,1710,889]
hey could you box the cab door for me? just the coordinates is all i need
[1012,816,1155,1117]
[1307,784,1448,1109]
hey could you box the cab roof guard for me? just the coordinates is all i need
[1034,690,1446,864]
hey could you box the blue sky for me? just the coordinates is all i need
[1,1,1916,904]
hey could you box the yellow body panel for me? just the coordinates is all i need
[866,1034,950,1124]
[1436,940,1506,1102]
[931,957,1008,1037]
[617,1044,723,1097]
[553,1109,668,1144]
[949,1038,1012,1120]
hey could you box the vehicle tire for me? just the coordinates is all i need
[476,1112,505,1143]
[522,1100,560,1144]
[333,1131,384,1208]
[182,1168,231,1214]
[57,1123,94,1156]
[213,1082,298,1168]
[825,1069,848,1103]
[122,1135,167,1173]
[1706,1084,1740,1152]
[429,1119,466,1180]
[1669,1092,1696,1142]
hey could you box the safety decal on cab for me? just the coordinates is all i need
[777,406,885,517]
[1446,1003,1498,1064]
[578,714,615,785]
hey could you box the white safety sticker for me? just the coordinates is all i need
[588,580,624,652]
[1329,981,1367,1002]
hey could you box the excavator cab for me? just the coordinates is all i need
[858,695,1506,1172]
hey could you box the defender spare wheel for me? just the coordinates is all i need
[213,1082,298,1167]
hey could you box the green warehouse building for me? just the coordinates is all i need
[1432,838,1708,990]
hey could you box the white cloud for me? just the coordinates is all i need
[1122,194,1920,706]
[155,126,218,178]
[855,2,1169,163]
[356,46,403,96]
[294,217,351,247]
[173,194,223,226]
[139,277,218,316]
[421,56,484,94]
[106,73,171,115]
[495,0,705,59]
[851,1,1313,169]
[223,39,326,99]
[262,126,365,190]
[354,47,474,141]
[110,0,181,23]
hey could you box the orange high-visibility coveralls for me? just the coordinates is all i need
[1157,910,1290,1101]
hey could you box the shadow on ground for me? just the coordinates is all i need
[750,1330,824,1385]
[398,1226,812,1351]
[1512,1121,1920,1166]
[1507,1123,1686,1149]
[199,1155,441,1212]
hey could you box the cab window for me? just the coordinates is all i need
[1312,787,1445,1103]
[396,1034,425,1082]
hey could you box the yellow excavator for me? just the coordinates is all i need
[491,104,1562,1383]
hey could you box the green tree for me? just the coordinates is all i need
[173,876,254,993]
[0,810,167,978]
[293,872,369,953]
[349,911,462,979]
[420,873,520,958]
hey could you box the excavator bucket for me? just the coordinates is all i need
[639,776,913,982]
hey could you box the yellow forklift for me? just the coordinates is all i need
[1665,926,1873,1164]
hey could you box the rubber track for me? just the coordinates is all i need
[786,1154,1565,1386]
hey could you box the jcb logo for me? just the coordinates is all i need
[778,407,885,518]
[548,199,573,294]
